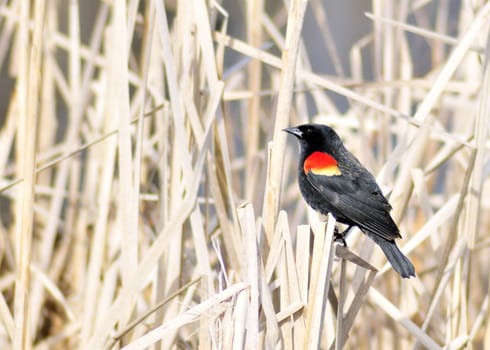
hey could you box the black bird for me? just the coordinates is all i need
[284,123,415,278]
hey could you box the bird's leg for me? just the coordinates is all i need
[333,227,347,246]
[333,225,355,247]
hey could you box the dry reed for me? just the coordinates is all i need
[0,1,488,349]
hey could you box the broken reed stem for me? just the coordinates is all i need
[263,0,308,243]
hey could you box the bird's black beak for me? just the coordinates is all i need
[282,127,302,138]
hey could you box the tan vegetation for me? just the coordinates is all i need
[0,0,489,349]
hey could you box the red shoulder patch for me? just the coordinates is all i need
[304,151,341,176]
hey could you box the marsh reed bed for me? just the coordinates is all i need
[0,0,489,349]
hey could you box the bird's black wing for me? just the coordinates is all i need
[306,172,401,241]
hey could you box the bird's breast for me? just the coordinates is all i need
[303,151,341,176]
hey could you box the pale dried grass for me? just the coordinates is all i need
[0,1,488,349]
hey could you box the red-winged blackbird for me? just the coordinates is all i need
[284,123,415,278]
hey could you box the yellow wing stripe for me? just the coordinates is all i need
[310,165,341,176]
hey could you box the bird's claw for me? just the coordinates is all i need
[333,228,347,247]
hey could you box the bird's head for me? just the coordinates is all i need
[283,123,342,155]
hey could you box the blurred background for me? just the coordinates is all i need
[0,0,488,349]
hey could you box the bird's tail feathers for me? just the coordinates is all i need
[371,235,415,278]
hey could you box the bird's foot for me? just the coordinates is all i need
[333,228,347,247]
